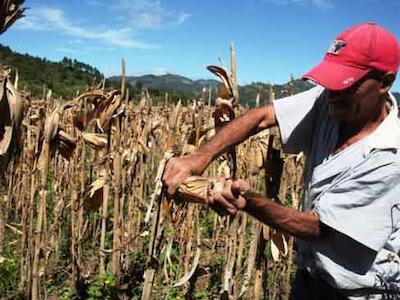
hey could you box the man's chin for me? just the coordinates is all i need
[328,106,352,123]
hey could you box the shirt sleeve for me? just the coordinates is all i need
[314,150,400,252]
[273,86,324,154]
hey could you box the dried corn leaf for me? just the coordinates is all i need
[168,100,181,131]
[85,171,106,212]
[255,147,264,169]
[57,130,76,160]
[0,126,12,155]
[82,132,107,150]
[43,111,59,143]
[206,65,232,98]
[219,84,230,100]
[270,230,288,262]
[173,213,201,287]
[98,95,121,132]
[6,78,23,126]
[217,159,231,178]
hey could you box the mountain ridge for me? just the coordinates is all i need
[0,43,398,106]
[108,73,315,106]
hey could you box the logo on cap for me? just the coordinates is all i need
[327,40,346,55]
[342,77,355,86]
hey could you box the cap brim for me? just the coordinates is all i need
[302,59,370,91]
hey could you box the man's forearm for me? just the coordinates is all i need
[192,105,276,173]
[243,190,321,240]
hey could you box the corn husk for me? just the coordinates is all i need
[176,176,210,204]
[176,176,225,204]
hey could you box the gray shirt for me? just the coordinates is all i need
[274,86,400,298]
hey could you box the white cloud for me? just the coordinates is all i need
[264,0,334,9]
[57,47,83,54]
[113,0,191,29]
[117,67,170,77]
[177,12,191,25]
[57,45,116,55]
[16,7,156,49]
[151,67,169,76]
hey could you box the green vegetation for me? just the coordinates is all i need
[0,231,22,298]
[0,44,102,98]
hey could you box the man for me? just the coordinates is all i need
[163,22,400,299]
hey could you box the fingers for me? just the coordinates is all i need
[221,179,235,201]
[231,179,250,197]
[208,178,250,216]
[211,192,238,216]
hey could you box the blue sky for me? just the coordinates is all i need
[1,0,400,91]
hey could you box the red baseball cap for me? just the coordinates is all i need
[303,22,400,91]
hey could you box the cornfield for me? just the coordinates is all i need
[0,5,306,299]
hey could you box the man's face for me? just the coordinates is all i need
[326,73,384,124]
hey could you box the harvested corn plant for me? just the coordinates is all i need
[0,54,305,300]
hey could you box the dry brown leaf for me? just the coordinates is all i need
[0,126,12,155]
[43,111,59,144]
[85,171,106,212]
[98,95,121,132]
[219,84,230,100]
[270,230,288,262]
[57,130,76,160]
[206,65,232,98]
[82,132,107,150]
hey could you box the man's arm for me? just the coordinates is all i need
[163,104,277,195]
[243,190,321,240]
[208,179,321,240]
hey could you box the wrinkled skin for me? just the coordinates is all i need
[208,178,249,216]
[327,71,395,153]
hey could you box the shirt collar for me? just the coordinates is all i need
[366,92,400,150]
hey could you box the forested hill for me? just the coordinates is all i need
[0,44,314,104]
[0,44,102,98]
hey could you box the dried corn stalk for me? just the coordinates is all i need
[207,43,238,179]
[141,101,182,300]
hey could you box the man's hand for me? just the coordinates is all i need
[163,155,208,196]
[208,178,250,216]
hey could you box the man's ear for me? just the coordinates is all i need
[380,72,396,93]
